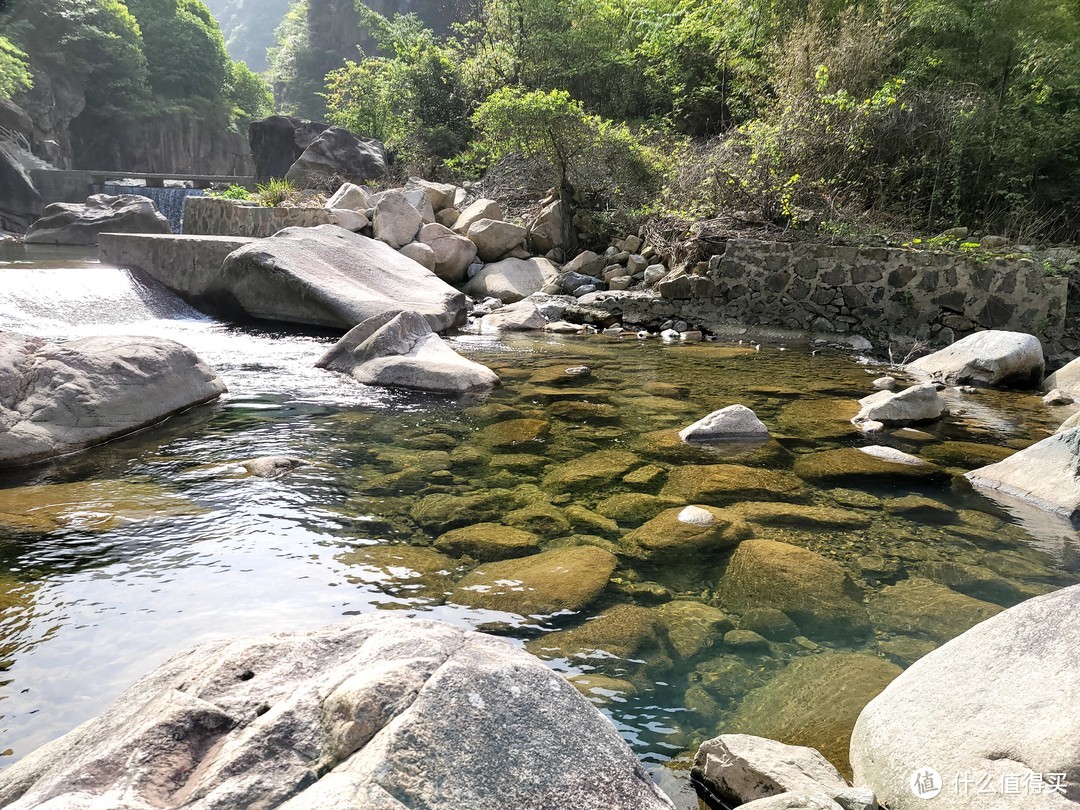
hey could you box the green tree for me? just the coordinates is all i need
[0,36,32,99]
[227,59,274,124]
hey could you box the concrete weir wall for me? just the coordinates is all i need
[98,232,254,307]
[183,196,333,238]
[633,239,1066,347]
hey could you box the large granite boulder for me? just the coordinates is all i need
[285,126,389,188]
[680,405,770,442]
[0,615,675,810]
[528,198,572,255]
[464,257,561,303]
[248,115,329,183]
[1044,355,1080,398]
[418,223,477,284]
[0,331,226,466]
[906,330,1044,388]
[373,190,423,249]
[213,225,467,331]
[0,142,42,233]
[24,194,171,245]
[316,310,499,394]
[467,218,528,262]
[852,383,946,426]
[850,583,1080,810]
[965,427,1080,520]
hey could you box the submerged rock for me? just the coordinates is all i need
[24,194,171,245]
[622,505,752,560]
[543,450,641,493]
[661,464,807,504]
[434,522,541,560]
[448,545,617,616]
[851,584,1080,810]
[239,456,307,478]
[316,310,499,394]
[0,616,674,810]
[906,330,1044,388]
[965,427,1080,520]
[680,404,770,443]
[792,447,947,486]
[527,604,674,677]
[0,331,226,466]
[214,225,467,331]
[716,539,870,640]
[867,577,1002,643]
[655,600,734,660]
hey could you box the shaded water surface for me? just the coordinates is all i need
[1,247,1078,803]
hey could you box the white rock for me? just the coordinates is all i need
[680,405,769,443]
[660,329,679,341]
[1043,388,1074,406]
[906,330,1044,388]
[404,177,458,211]
[644,264,668,285]
[858,446,931,466]
[693,735,873,810]
[527,198,569,255]
[562,250,606,276]
[317,310,499,394]
[327,208,369,232]
[373,190,423,249]
[418,222,477,284]
[399,241,437,272]
[463,257,560,303]
[478,300,548,334]
[678,506,715,526]
[545,320,584,333]
[0,615,675,810]
[851,583,1080,810]
[852,383,946,425]
[325,182,369,211]
[966,427,1080,520]
[871,376,897,390]
[0,332,226,466]
[453,198,503,235]
[680,330,703,342]
[467,218,528,262]
[1044,356,1080,398]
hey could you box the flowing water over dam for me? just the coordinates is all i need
[1,244,1078,804]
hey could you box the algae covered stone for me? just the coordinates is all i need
[867,577,1002,643]
[729,502,872,530]
[597,493,682,526]
[527,604,673,675]
[410,489,521,532]
[792,447,947,486]
[622,505,752,560]
[716,539,870,640]
[478,418,550,448]
[660,465,807,505]
[340,543,463,600]
[434,522,541,560]
[449,545,617,616]
[543,450,641,493]
[655,600,735,661]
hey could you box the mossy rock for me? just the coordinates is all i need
[694,655,766,703]
[527,604,674,678]
[622,506,752,561]
[867,577,1002,643]
[489,453,547,473]
[792,447,948,487]
[641,381,690,397]
[449,445,491,470]
[883,495,957,524]
[623,464,668,488]
[596,493,681,526]
[0,479,200,534]
[564,504,621,538]
[374,448,452,472]
[921,441,1016,469]
[654,600,735,661]
[524,386,614,404]
[448,545,616,616]
[529,365,596,386]
[339,543,463,601]
[740,607,799,641]
[660,464,807,505]
[716,539,870,640]
[568,674,639,705]
[730,502,872,530]
[547,400,620,424]
[826,488,883,509]
[542,450,641,493]
[775,398,861,442]
[503,501,572,539]
[878,635,939,667]
[434,522,541,561]
[633,430,790,467]
[403,432,459,450]
[915,560,1052,605]
[463,403,524,421]
[478,418,550,448]
[725,652,902,778]
[409,488,522,533]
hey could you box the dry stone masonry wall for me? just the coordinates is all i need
[183,196,333,238]
[646,239,1066,347]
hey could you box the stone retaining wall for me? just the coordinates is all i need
[599,239,1067,348]
[183,196,332,237]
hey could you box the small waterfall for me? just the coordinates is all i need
[96,184,206,234]
[0,267,210,334]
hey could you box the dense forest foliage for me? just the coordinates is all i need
[202,0,294,73]
[274,0,1080,242]
[0,0,273,141]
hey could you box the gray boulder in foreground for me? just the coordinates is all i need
[694,735,875,810]
[317,310,499,394]
[680,404,769,442]
[850,583,1080,810]
[852,383,946,426]
[213,225,467,331]
[906,330,1044,388]
[24,194,171,245]
[0,331,226,466]
[965,427,1080,520]
[0,615,675,810]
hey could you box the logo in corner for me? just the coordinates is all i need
[910,767,943,799]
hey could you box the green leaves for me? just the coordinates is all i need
[0,36,32,99]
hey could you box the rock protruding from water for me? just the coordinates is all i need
[0,615,675,810]
[852,383,946,426]
[317,310,499,394]
[24,194,171,245]
[965,427,1080,520]
[906,330,1044,388]
[680,404,770,442]
[284,125,388,188]
[214,225,467,331]
[850,583,1080,810]
[693,735,876,810]
[0,331,226,466]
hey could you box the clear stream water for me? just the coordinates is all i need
[1,243,1078,806]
